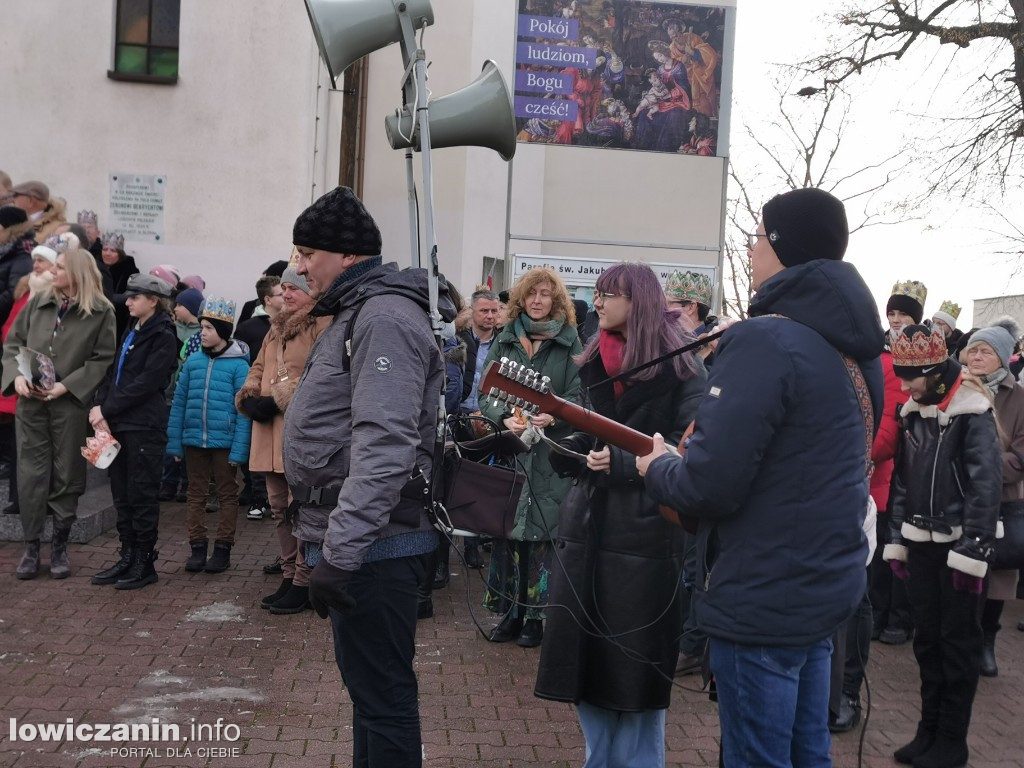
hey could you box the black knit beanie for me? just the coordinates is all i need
[761,188,849,267]
[292,187,382,256]
[202,317,234,344]
[886,294,924,325]
[0,205,28,229]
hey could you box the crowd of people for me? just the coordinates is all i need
[2,171,1023,768]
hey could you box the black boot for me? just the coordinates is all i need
[185,541,207,572]
[417,596,434,619]
[980,633,998,677]
[204,540,232,573]
[433,542,450,589]
[489,612,523,643]
[16,539,40,580]
[911,735,968,768]
[115,547,159,590]
[49,525,72,579]
[92,542,135,585]
[828,694,861,734]
[517,618,544,647]
[268,584,310,614]
[464,539,483,569]
[261,578,293,609]
[894,724,936,765]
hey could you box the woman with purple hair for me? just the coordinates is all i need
[534,262,706,766]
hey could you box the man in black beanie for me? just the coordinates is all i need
[282,186,455,768]
[638,186,884,767]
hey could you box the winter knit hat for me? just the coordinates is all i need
[886,280,928,325]
[149,264,180,287]
[31,244,58,265]
[182,274,206,291]
[280,266,312,295]
[891,325,950,379]
[175,287,205,319]
[761,187,849,267]
[0,205,28,228]
[292,186,382,256]
[963,318,1019,372]
[932,300,961,332]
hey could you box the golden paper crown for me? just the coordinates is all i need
[891,328,948,370]
[937,300,961,320]
[890,280,927,307]
[665,270,713,307]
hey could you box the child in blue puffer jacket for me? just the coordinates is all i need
[167,298,251,574]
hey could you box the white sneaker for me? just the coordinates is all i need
[246,503,268,520]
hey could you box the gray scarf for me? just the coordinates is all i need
[980,368,1008,396]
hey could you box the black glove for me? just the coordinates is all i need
[548,435,591,478]
[241,395,279,423]
[308,559,357,619]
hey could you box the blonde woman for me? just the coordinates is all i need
[479,267,582,647]
[1,248,116,580]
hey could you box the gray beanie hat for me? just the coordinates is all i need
[280,266,311,295]
[964,321,1017,371]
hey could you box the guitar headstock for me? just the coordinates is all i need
[479,357,558,415]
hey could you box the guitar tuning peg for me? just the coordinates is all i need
[540,375,551,394]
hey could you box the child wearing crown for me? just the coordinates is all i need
[167,297,251,574]
[883,325,1000,768]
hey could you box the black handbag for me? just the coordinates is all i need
[432,417,528,539]
[991,499,1024,571]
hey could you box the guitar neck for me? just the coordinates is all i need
[548,398,654,457]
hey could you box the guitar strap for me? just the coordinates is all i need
[586,329,725,392]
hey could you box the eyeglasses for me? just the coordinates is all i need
[594,290,629,301]
[746,232,769,250]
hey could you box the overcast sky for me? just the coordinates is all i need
[730,0,1022,328]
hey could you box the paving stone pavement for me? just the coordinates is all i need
[1,502,1022,768]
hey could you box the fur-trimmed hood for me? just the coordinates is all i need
[31,197,67,243]
[271,302,319,342]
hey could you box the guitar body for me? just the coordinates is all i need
[480,359,699,533]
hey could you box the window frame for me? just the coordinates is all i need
[107,0,180,85]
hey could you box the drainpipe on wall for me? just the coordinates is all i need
[339,56,368,195]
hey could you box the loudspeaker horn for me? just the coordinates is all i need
[304,0,434,86]
[385,60,517,161]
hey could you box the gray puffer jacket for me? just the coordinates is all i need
[283,262,455,570]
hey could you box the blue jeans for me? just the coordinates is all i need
[577,702,665,768]
[330,555,429,768]
[710,637,833,768]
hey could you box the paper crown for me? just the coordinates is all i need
[891,328,948,370]
[43,232,80,254]
[101,232,124,250]
[937,300,961,320]
[200,297,237,324]
[665,270,713,307]
[890,280,927,307]
[77,209,98,226]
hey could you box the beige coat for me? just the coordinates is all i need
[31,197,68,245]
[235,305,329,473]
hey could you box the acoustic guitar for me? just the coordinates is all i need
[479,357,697,532]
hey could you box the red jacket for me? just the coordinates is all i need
[0,291,30,415]
[869,350,909,512]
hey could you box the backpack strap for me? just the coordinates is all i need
[341,298,369,373]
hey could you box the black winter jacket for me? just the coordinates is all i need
[645,259,885,647]
[535,355,705,711]
[94,311,180,433]
[0,233,34,326]
[883,377,1000,578]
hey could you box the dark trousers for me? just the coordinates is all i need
[330,555,428,768]
[109,431,166,547]
[829,574,872,715]
[1,420,19,510]
[185,448,238,544]
[161,453,187,494]
[870,515,912,632]
[680,531,708,656]
[906,542,984,740]
[980,598,1003,636]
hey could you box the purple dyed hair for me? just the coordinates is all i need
[577,262,700,382]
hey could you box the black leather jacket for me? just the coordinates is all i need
[887,379,1000,574]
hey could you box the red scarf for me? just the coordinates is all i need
[599,330,627,399]
[935,374,963,412]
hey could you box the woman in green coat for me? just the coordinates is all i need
[1,248,116,580]
[480,267,582,648]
